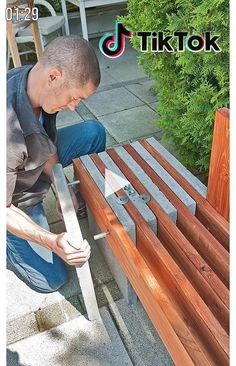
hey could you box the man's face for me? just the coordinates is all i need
[41,73,97,114]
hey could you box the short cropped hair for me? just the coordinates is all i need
[39,36,100,88]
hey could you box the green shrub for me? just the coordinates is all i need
[121,0,229,174]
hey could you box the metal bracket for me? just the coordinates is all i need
[116,184,151,205]
[117,195,129,205]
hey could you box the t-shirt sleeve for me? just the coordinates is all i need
[7,104,26,206]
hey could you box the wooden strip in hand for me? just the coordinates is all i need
[107,148,229,333]
[73,157,214,366]
[141,139,229,250]
[52,163,100,321]
[125,144,229,287]
[91,153,229,366]
[207,108,229,221]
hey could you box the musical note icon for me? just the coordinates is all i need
[99,21,132,58]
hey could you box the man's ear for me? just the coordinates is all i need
[48,68,62,84]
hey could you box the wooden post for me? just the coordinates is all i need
[31,20,43,58]
[207,108,229,221]
[6,21,21,67]
[6,0,44,67]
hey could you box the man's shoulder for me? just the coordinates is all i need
[7,65,32,82]
[7,65,33,99]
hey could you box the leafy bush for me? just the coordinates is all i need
[121,0,229,173]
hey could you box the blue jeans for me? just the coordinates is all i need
[7,120,106,293]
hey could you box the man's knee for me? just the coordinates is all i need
[39,266,68,293]
[7,246,69,293]
[85,120,106,153]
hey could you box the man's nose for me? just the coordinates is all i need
[67,100,81,111]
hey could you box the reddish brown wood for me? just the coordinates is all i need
[140,139,229,250]
[108,148,229,333]
[207,108,229,221]
[91,153,229,366]
[124,144,229,287]
[73,158,210,366]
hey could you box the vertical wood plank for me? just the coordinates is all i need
[207,108,229,221]
[6,21,21,67]
[31,20,43,59]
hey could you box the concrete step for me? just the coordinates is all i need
[7,307,133,366]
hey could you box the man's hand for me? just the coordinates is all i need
[56,186,79,221]
[7,204,90,266]
[55,232,91,266]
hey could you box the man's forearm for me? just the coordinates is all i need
[6,204,57,250]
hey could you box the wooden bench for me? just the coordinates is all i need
[73,108,229,366]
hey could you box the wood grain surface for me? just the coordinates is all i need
[207,108,229,221]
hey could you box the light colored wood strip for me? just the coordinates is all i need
[52,164,100,321]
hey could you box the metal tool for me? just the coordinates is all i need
[52,163,100,321]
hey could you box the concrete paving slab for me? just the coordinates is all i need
[99,105,158,143]
[56,109,82,128]
[83,87,144,117]
[97,68,118,90]
[105,58,147,83]
[105,131,118,148]
[148,101,160,112]
[7,313,39,345]
[34,296,84,333]
[108,299,174,366]
[7,283,122,346]
[7,307,133,366]
[6,261,81,321]
[76,102,96,121]
[125,80,157,104]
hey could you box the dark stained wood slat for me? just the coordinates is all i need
[73,158,210,366]
[107,148,229,333]
[90,153,229,366]
[140,139,229,250]
[124,144,229,287]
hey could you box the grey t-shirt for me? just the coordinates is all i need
[7,65,57,211]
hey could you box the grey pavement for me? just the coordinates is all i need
[6,29,175,366]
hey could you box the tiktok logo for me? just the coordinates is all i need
[99,21,132,58]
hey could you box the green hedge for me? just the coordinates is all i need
[121,0,229,174]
